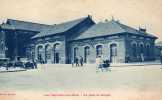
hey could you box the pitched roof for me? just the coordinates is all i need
[0,24,15,30]
[156,41,162,46]
[72,20,157,40]
[4,19,52,32]
[32,16,91,39]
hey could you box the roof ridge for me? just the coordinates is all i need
[6,16,89,28]
[54,16,88,26]
[118,22,134,30]
[7,19,52,26]
[112,20,157,38]
[110,20,127,32]
[32,16,92,39]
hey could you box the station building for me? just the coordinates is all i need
[0,16,158,64]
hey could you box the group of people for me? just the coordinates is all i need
[96,56,111,71]
[72,56,111,71]
[72,56,84,67]
[3,57,38,70]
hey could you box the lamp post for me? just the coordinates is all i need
[11,25,18,61]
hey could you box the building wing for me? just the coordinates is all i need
[71,20,157,40]
[32,16,92,39]
[5,19,52,32]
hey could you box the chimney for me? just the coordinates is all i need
[139,27,146,33]
[88,14,92,19]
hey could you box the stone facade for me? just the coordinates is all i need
[125,35,155,62]
[28,35,66,64]
[0,16,158,64]
[69,34,156,63]
[69,36,125,63]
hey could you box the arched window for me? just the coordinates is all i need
[74,47,79,60]
[110,44,117,56]
[54,43,61,63]
[146,44,150,57]
[45,44,51,63]
[96,45,103,57]
[132,43,137,57]
[84,46,90,63]
[37,46,43,61]
[110,43,117,63]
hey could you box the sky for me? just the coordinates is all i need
[0,0,162,41]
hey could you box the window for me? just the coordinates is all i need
[110,44,117,56]
[85,46,90,55]
[54,43,61,63]
[45,44,51,61]
[146,45,150,57]
[74,47,79,58]
[96,45,103,57]
[37,46,43,61]
[140,44,144,54]
[84,46,90,63]
[132,43,137,57]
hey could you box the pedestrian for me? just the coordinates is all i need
[127,55,130,63]
[125,54,130,63]
[140,53,144,62]
[6,63,9,70]
[75,57,79,66]
[96,56,102,71]
[80,56,84,66]
[32,59,37,69]
[71,60,74,67]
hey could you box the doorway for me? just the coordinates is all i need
[110,43,117,63]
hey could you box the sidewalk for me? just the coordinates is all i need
[0,67,26,73]
[1,61,161,73]
[111,60,161,67]
[82,60,161,67]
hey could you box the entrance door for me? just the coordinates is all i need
[53,43,60,64]
[55,53,59,63]
[37,46,43,63]
[84,46,90,63]
[110,44,117,63]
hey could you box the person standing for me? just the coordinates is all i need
[75,57,79,67]
[140,53,144,62]
[96,56,102,70]
[125,54,130,63]
[80,56,84,66]
[32,59,37,69]
[71,60,74,67]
